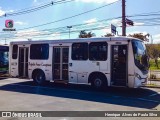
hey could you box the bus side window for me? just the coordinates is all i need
[30,44,49,60]
[12,45,18,59]
[89,42,108,61]
[71,43,88,60]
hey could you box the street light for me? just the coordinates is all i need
[150,35,153,44]
[4,38,7,45]
[146,33,153,44]
[67,26,72,39]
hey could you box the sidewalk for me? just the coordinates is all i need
[144,79,160,88]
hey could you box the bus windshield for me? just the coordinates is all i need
[132,40,149,73]
[0,46,9,67]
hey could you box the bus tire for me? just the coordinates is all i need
[91,74,107,89]
[33,70,46,85]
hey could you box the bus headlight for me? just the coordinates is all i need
[135,73,141,80]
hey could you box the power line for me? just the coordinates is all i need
[128,13,160,18]
[127,10,160,18]
[4,0,160,40]
[3,21,160,40]
[0,17,121,38]
[0,0,120,38]
[132,17,160,21]
[16,0,120,31]
[1,0,76,18]
[4,16,160,39]
[3,25,111,40]
[1,16,121,39]
[8,1,160,34]
[1,14,160,40]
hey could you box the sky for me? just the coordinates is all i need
[0,0,160,44]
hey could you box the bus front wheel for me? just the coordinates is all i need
[33,70,46,85]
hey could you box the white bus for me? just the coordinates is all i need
[9,37,149,88]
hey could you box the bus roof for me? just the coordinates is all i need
[10,36,143,45]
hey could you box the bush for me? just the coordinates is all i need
[149,59,160,70]
[150,74,156,79]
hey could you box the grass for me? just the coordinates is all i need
[149,59,160,70]
[150,79,160,81]
[0,67,8,71]
[145,84,158,87]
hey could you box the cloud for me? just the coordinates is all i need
[6,9,14,13]
[0,7,15,16]
[14,21,28,26]
[33,0,37,3]
[77,0,118,4]
[50,32,61,37]
[32,0,51,5]
[84,18,97,25]
[110,19,121,26]
[101,28,111,34]
[108,19,145,27]
[7,29,62,41]
[153,34,160,43]
[134,22,144,26]
[154,34,160,38]
[15,29,48,38]
[32,0,43,6]
[46,32,61,40]
[0,9,5,16]
[154,26,158,30]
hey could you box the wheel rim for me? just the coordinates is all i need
[94,78,102,87]
[36,74,43,83]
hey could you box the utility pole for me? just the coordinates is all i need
[122,0,126,36]
[67,26,72,39]
[4,38,7,45]
[151,35,153,44]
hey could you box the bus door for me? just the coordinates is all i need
[111,45,128,86]
[18,47,29,77]
[53,47,69,81]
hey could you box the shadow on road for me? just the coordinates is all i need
[0,80,159,109]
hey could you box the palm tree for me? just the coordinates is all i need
[128,33,149,41]
[102,33,114,37]
[79,30,95,38]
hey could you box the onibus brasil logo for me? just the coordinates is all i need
[3,20,16,31]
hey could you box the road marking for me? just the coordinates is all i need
[148,92,160,97]
[137,98,159,103]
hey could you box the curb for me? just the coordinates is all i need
[143,85,160,89]
[149,79,160,82]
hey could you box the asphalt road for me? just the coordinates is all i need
[0,77,159,120]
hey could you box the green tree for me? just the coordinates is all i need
[146,44,160,69]
[79,30,95,38]
[102,33,114,37]
[128,33,149,41]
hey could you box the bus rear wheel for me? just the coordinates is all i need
[33,70,46,85]
[91,75,107,89]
